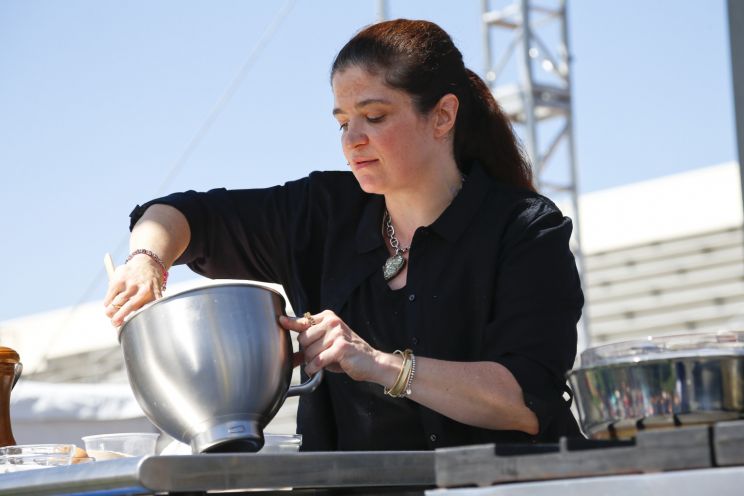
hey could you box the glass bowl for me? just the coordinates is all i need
[260,434,302,454]
[0,444,75,472]
[82,432,159,460]
[161,433,302,455]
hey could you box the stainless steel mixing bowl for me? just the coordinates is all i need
[118,282,322,453]
[568,331,744,439]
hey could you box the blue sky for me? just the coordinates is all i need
[0,1,735,321]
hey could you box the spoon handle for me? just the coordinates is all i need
[104,253,116,280]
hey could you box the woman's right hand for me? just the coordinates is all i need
[103,254,164,326]
[104,204,191,326]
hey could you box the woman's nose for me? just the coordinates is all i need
[343,122,368,149]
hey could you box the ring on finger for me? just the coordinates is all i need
[112,297,128,310]
[303,311,316,326]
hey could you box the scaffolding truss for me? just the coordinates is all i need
[481,0,590,349]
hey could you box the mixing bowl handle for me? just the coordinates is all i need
[287,368,324,397]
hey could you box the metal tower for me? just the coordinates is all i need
[730,0,744,246]
[481,0,590,351]
[377,0,388,22]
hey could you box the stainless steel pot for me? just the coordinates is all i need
[118,282,322,453]
[568,331,744,439]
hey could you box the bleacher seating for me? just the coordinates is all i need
[585,226,744,344]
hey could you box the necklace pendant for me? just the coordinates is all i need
[383,253,406,281]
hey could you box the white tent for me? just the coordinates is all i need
[9,380,156,447]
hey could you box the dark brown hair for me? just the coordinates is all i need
[331,19,534,191]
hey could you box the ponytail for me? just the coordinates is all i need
[455,69,535,191]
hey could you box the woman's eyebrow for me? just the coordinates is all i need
[333,98,391,116]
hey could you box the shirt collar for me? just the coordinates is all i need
[429,162,492,242]
[356,194,386,254]
[355,162,493,253]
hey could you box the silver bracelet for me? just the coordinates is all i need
[125,249,169,291]
[403,353,416,397]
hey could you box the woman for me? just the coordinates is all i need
[104,19,584,450]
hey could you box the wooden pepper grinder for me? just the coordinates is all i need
[0,347,22,447]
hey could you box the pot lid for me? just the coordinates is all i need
[579,330,744,367]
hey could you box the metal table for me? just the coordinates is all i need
[0,451,436,495]
[2,422,744,495]
[427,467,744,496]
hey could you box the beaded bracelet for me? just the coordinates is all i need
[125,249,169,291]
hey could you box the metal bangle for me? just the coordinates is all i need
[384,349,413,398]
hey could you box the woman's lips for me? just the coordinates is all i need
[352,159,378,169]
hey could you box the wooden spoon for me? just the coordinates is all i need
[103,253,115,280]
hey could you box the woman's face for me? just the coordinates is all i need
[332,65,440,195]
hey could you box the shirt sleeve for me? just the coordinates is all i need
[483,197,584,439]
[128,175,327,294]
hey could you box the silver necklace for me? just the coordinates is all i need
[382,210,409,281]
[381,172,465,281]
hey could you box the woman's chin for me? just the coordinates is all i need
[353,175,385,195]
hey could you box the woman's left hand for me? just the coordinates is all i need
[280,311,539,434]
[279,311,382,382]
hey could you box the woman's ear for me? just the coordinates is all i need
[433,93,459,140]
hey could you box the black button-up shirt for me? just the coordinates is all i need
[130,163,584,451]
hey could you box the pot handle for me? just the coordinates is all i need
[12,362,22,390]
[287,367,323,397]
